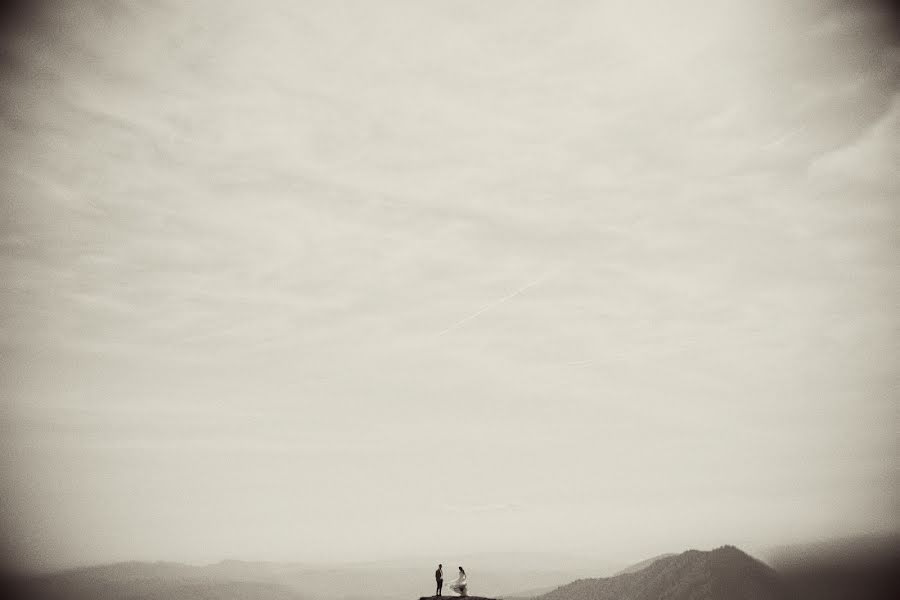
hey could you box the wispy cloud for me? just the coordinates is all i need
[0,0,897,570]
[437,271,556,336]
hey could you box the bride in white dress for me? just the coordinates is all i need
[449,566,467,597]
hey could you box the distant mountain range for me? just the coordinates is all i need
[3,539,897,600]
[0,554,598,600]
[2,573,305,600]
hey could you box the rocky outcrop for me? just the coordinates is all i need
[420,596,496,600]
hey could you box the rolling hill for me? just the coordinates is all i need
[536,546,786,600]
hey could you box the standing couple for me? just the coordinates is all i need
[435,564,467,597]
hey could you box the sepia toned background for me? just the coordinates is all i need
[0,0,897,576]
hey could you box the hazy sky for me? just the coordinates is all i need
[1,0,898,572]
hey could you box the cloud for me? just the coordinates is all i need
[0,0,897,570]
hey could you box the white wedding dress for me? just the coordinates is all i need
[450,571,468,597]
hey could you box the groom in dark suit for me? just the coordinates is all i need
[435,563,443,596]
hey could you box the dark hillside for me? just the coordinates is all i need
[776,536,900,600]
[537,546,786,600]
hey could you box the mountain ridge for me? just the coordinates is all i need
[5,541,896,600]
[614,552,676,576]
[537,546,786,600]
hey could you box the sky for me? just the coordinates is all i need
[0,0,898,573]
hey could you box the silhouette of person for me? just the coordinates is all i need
[450,566,467,597]
[435,563,443,596]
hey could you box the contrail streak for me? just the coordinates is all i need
[437,271,554,336]
[567,359,594,367]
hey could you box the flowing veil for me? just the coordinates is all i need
[450,570,467,596]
